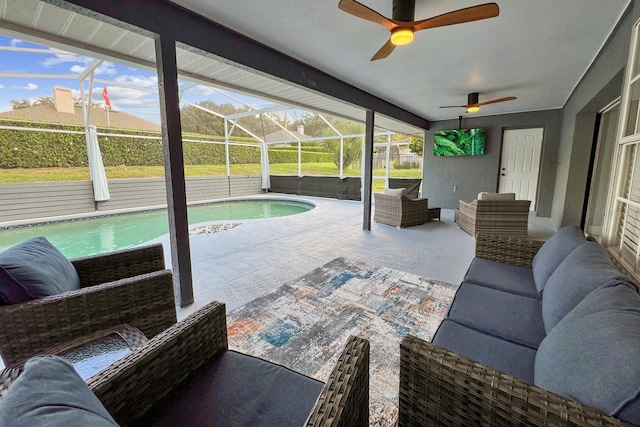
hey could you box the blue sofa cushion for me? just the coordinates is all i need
[433,319,536,383]
[532,225,586,294]
[446,282,545,349]
[151,350,324,426]
[541,242,626,332]
[464,257,538,298]
[0,237,80,304]
[535,279,640,425]
[0,355,119,427]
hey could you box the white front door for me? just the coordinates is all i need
[499,128,543,211]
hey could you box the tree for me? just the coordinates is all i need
[10,99,32,110]
[179,100,285,138]
[321,119,365,168]
[408,138,423,156]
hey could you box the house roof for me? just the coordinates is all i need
[0,104,160,132]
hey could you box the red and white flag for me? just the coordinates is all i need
[101,86,111,109]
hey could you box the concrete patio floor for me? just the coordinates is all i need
[148,194,556,320]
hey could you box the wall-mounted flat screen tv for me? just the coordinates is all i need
[434,128,486,156]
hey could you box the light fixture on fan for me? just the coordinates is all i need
[466,93,480,113]
[391,28,414,45]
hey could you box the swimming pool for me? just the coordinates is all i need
[0,199,313,259]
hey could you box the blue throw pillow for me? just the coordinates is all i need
[0,355,119,426]
[0,237,81,304]
[531,225,586,294]
[541,242,626,332]
[535,279,640,425]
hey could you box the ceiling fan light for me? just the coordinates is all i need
[391,28,414,46]
[467,106,480,113]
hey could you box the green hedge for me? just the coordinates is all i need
[268,149,331,163]
[0,120,331,168]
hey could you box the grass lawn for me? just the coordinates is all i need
[0,162,422,193]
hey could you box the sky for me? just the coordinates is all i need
[0,35,283,125]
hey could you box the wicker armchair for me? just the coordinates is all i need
[374,193,429,227]
[0,244,176,367]
[398,334,632,426]
[456,194,531,237]
[80,300,370,426]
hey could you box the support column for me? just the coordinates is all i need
[156,34,194,307]
[363,110,375,230]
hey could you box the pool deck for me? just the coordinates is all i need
[143,194,556,320]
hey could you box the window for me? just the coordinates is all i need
[603,19,640,278]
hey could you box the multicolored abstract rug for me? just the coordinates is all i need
[227,257,458,426]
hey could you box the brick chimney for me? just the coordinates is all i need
[53,86,74,114]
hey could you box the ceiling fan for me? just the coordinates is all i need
[338,0,499,61]
[440,92,517,113]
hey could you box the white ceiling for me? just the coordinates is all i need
[170,0,631,121]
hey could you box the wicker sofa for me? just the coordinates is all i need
[374,189,428,228]
[456,192,531,236]
[0,243,176,367]
[398,226,640,426]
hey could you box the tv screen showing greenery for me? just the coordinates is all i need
[434,128,485,156]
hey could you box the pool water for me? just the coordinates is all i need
[0,199,313,259]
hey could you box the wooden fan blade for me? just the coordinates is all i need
[439,105,467,109]
[477,96,517,107]
[338,0,396,31]
[371,39,396,61]
[413,3,499,32]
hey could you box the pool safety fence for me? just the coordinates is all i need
[269,175,361,201]
[0,175,263,224]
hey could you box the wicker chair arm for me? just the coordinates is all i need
[0,270,176,367]
[88,300,228,427]
[399,335,632,427]
[401,197,428,214]
[306,335,370,427]
[72,243,165,288]
[475,233,545,267]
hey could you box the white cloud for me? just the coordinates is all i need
[115,74,158,88]
[40,54,116,75]
[0,84,4,89]
[10,39,22,47]
[11,83,38,90]
[41,53,83,68]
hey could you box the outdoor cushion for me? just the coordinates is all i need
[541,242,626,332]
[433,319,537,383]
[0,355,119,427]
[477,192,515,201]
[384,187,406,196]
[150,350,324,427]
[0,236,80,304]
[463,257,538,298]
[535,279,640,425]
[531,225,586,294]
[446,282,545,349]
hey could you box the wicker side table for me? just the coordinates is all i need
[0,324,148,397]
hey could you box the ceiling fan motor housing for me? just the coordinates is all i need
[468,92,479,105]
[393,0,415,21]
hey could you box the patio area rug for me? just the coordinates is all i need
[227,257,459,426]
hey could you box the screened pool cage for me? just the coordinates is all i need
[0,50,423,203]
